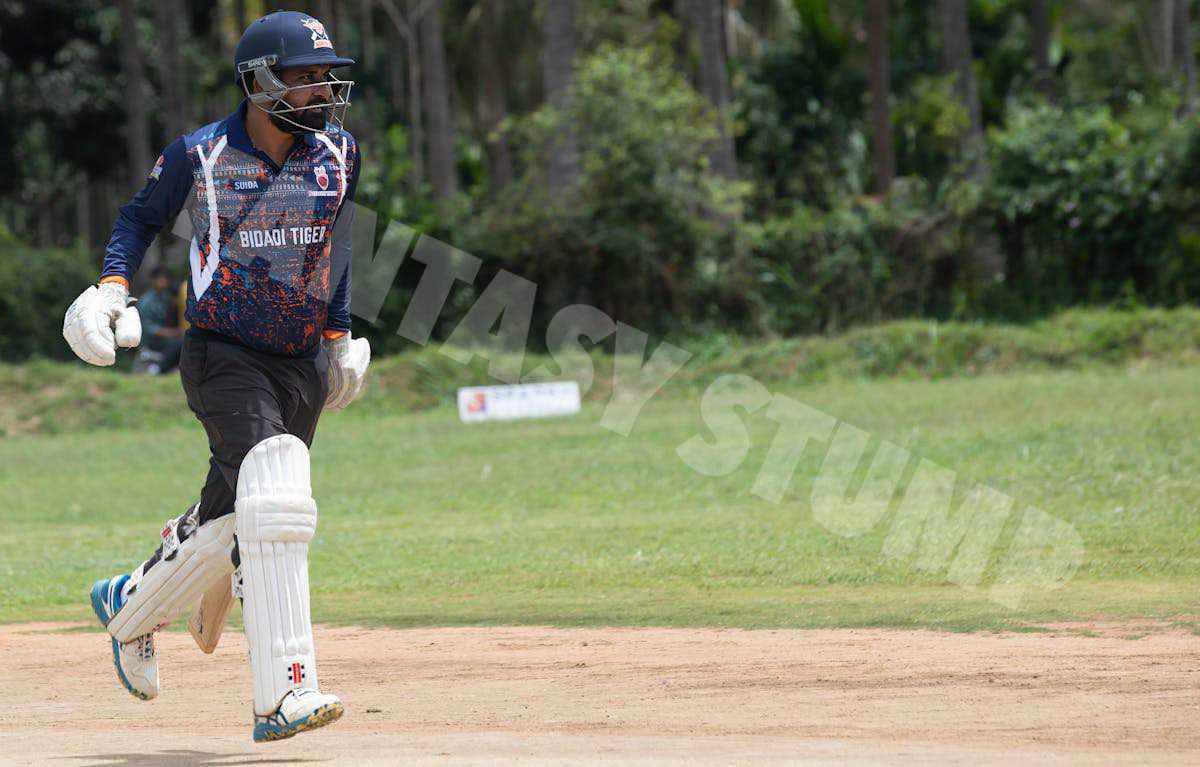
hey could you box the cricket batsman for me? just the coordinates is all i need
[62,11,369,742]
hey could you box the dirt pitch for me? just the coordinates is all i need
[1,621,1197,766]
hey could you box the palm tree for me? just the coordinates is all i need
[937,0,985,179]
[1030,0,1056,101]
[1137,1,1195,114]
[379,0,432,193]
[1147,0,1175,74]
[155,0,189,141]
[867,0,895,194]
[118,0,158,279]
[542,0,579,194]
[1173,0,1197,115]
[119,0,151,190]
[479,0,515,191]
[421,0,458,201]
[690,0,737,180]
[938,0,1004,280]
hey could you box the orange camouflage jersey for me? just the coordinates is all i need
[100,100,359,357]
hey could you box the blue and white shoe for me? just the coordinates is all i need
[254,689,345,743]
[90,574,159,701]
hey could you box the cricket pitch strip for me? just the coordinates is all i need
[1,621,1197,765]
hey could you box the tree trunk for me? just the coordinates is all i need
[316,0,337,39]
[1030,0,1056,101]
[938,0,1002,280]
[37,196,52,247]
[119,0,158,278]
[362,0,375,64]
[1149,0,1175,73]
[407,19,425,194]
[937,0,985,179]
[1175,0,1197,114]
[156,0,189,269]
[119,0,152,190]
[867,0,895,195]
[381,0,426,193]
[691,0,737,180]
[481,0,514,192]
[76,176,91,250]
[155,0,188,142]
[420,0,458,201]
[542,0,579,195]
[344,2,373,146]
[234,0,247,33]
[213,0,234,62]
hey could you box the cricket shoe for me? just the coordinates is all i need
[90,574,159,701]
[253,689,345,743]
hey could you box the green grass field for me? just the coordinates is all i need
[2,352,1197,631]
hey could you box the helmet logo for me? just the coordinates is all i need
[314,165,330,190]
[301,18,334,50]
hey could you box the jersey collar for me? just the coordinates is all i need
[226,100,319,169]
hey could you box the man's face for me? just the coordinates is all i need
[274,65,334,131]
[153,274,170,291]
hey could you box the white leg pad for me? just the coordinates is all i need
[108,505,235,643]
[235,434,321,716]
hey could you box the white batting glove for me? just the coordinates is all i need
[63,282,142,366]
[324,333,370,410]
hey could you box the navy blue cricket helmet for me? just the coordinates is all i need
[234,11,355,134]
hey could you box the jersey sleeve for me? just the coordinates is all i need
[324,140,361,339]
[99,138,193,286]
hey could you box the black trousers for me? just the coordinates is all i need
[179,329,329,526]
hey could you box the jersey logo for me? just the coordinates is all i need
[314,165,329,190]
[301,18,334,50]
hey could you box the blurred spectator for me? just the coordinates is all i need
[136,266,183,374]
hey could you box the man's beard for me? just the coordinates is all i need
[270,103,328,134]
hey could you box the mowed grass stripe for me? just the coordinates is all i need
[1,364,1196,629]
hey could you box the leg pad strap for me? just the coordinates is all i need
[109,506,235,643]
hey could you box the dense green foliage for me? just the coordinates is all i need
[984,101,1200,313]
[746,180,950,332]
[460,44,740,335]
[3,2,1200,360]
[0,231,97,361]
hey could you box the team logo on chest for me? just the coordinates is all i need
[314,165,330,191]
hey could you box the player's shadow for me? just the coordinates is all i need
[72,751,326,767]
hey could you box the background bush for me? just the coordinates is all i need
[6,2,1200,363]
[0,229,96,361]
[6,305,1198,436]
[983,100,1197,315]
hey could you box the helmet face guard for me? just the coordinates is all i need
[238,55,354,134]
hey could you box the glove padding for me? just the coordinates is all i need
[324,333,370,410]
[63,282,142,366]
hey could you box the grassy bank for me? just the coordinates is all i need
[3,306,1200,437]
